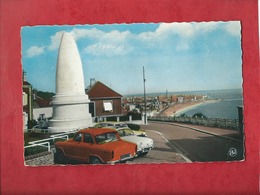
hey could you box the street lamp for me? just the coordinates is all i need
[143,66,147,124]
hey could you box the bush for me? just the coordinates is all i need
[127,123,140,130]
[192,113,207,118]
[24,146,48,156]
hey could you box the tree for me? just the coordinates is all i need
[192,113,207,118]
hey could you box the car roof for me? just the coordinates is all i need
[77,128,117,136]
[98,122,126,125]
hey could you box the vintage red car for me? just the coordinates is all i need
[54,128,137,164]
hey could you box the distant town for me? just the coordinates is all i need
[23,72,210,130]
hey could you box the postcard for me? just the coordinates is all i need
[22,21,244,166]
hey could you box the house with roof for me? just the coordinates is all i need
[32,95,53,127]
[23,77,33,130]
[85,81,123,118]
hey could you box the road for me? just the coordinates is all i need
[127,121,244,164]
[26,121,243,166]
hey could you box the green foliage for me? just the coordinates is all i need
[24,132,75,156]
[127,123,140,130]
[192,113,207,118]
[24,146,47,156]
[37,91,55,99]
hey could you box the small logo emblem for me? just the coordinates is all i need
[228,148,238,157]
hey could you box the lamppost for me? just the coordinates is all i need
[143,66,147,124]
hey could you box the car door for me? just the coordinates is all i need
[80,133,94,161]
[64,132,83,158]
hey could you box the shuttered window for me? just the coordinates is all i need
[103,101,113,112]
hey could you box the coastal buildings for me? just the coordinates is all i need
[22,72,33,130]
[85,80,123,119]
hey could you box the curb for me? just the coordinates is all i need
[150,121,242,143]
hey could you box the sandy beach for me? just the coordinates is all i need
[158,100,219,117]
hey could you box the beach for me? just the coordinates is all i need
[158,100,219,117]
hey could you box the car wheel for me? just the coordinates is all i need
[139,152,149,156]
[54,149,67,164]
[90,156,102,164]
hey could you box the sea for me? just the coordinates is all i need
[176,89,243,120]
[127,88,243,120]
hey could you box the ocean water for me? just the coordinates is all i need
[177,89,243,119]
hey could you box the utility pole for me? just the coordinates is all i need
[143,66,147,124]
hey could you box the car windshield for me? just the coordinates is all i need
[95,132,118,144]
[115,123,128,128]
[118,129,134,137]
[98,123,114,127]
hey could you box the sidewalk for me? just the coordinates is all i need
[127,130,188,164]
[170,122,243,141]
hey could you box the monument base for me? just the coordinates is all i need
[48,116,93,133]
[48,94,94,133]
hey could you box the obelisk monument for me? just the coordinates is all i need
[48,32,93,132]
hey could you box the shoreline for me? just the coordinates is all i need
[173,99,220,116]
[159,99,220,117]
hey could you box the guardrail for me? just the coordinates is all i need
[148,116,239,130]
[24,130,77,154]
[24,142,51,151]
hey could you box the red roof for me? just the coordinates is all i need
[86,81,123,99]
[35,96,52,107]
[23,80,31,86]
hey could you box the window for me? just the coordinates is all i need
[84,133,94,143]
[74,133,82,142]
[103,101,113,112]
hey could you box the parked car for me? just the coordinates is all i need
[116,127,154,156]
[54,128,137,164]
[94,122,147,137]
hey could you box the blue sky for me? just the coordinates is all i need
[21,21,242,95]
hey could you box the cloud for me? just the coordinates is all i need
[72,28,104,40]
[76,28,133,56]
[84,42,133,56]
[25,21,241,58]
[25,46,45,57]
[224,21,241,37]
[47,31,65,51]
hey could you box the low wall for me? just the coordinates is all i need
[149,116,239,130]
[25,151,54,166]
[98,115,146,124]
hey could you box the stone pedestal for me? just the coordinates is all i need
[48,32,93,132]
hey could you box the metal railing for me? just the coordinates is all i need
[24,142,51,151]
[148,115,239,130]
[24,130,77,154]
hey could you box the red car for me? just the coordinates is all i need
[54,128,137,164]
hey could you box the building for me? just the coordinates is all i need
[23,72,33,130]
[32,95,53,129]
[86,81,123,118]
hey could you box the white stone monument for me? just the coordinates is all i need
[48,32,93,132]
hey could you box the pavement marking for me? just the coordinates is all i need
[148,129,192,163]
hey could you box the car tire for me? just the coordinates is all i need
[90,156,102,164]
[139,152,149,156]
[54,149,67,164]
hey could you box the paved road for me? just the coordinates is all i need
[137,122,244,163]
[126,129,188,164]
[27,121,243,165]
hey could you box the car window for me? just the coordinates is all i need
[115,123,128,128]
[74,133,82,142]
[124,129,134,136]
[84,133,94,144]
[118,130,126,137]
[95,132,118,144]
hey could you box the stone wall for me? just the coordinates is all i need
[25,151,54,166]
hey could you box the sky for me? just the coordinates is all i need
[21,21,242,96]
